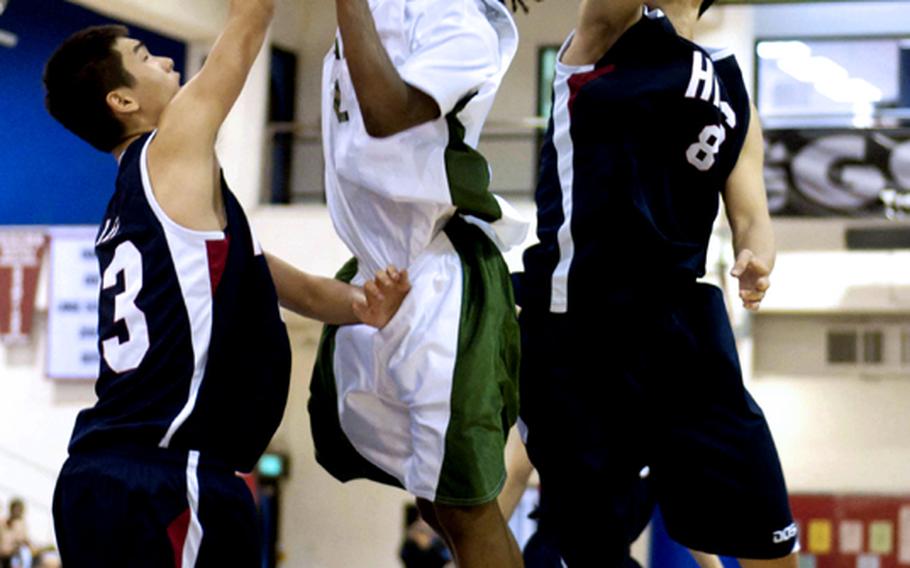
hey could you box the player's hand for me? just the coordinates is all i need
[352,266,411,329]
[730,249,770,312]
[502,0,541,13]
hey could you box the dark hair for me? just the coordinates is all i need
[43,25,135,152]
[699,0,716,17]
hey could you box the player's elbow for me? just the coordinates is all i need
[363,121,396,139]
[361,91,440,138]
[362,110,405,139]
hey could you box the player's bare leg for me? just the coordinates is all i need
[690,550,724,568]
[738,554,799,568]
[416,498,455,552]
[432,500,523,568]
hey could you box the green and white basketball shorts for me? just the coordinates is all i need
[308,216,520,505]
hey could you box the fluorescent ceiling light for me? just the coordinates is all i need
[768,41,883,105]
[757,41,811,61]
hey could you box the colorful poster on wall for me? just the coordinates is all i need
[791,493,910,568]
[47,227,100,379]
[765,128,910,218]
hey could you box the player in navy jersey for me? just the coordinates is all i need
[42,2,409,566]
[517,0,798,566]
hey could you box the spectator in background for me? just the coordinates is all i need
[0,507,9,568]
[1,498,32,568]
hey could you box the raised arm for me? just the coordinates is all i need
[162,0,273,143]
[147,0,274,230]
[335,0,441,138]
[723,105,776,312]
[562,0,644,66]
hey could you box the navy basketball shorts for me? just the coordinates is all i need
[519,283,797,565]
[53,445,260,568]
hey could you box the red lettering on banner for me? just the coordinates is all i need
[0,231,49,344]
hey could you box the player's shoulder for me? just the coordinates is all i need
[702,46,744,78]
[634,10,708,69]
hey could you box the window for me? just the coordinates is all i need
[827,331,858,364]
[863,331,884,364]
[267,46,299,204]
[756,37,910,129]
[537,46,559,122]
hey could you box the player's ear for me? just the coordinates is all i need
[107,89,139,116]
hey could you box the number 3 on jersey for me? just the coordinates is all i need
[101,242,150,373]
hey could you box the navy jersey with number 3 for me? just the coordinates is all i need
[69,132,291,473]
[521,10,751,314]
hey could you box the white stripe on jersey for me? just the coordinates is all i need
[182,450,204,568]
[137,134,223,449]
[707,46,735,62]
[550,40,595,314]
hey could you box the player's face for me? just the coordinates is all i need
[113,37,181,121]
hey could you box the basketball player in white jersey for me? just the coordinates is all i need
[309,0,537,566]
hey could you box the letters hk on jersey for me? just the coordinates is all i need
[0,230,48,344]
[765,128,910,218]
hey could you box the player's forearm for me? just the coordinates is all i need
[725,106,776,273]
[170,0,272,132]
[265,253,360,325]
[498,433,535,520]
[730,214,776,273]
[222,1,273,68]
[229,0,274,25]
[335,0,440,137]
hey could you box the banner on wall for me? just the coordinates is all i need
[0,230,48,344]
[765,128,910,218]
[791,493,910,568]
[47,227,99,380]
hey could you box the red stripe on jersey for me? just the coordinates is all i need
[206,236,230,295]
[167,507,191,568]
[239,472,260,505]
[567,64,616,116]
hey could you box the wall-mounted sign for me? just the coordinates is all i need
[47,227,99,380]
[791,493,910,568]
[0,230,47,344]
[766,128,910,218]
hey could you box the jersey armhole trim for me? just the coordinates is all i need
[555,32,597,76]
[140,131,226,241]
[706,47,735,62]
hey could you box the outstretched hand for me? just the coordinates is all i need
[352,266,411,329]
[501,0,541,13]
[730,249,770,312]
